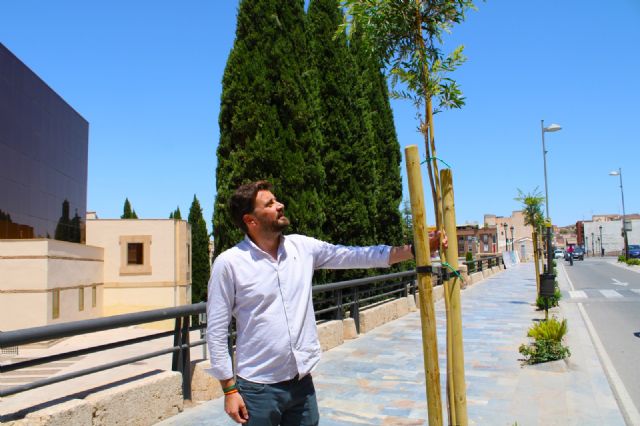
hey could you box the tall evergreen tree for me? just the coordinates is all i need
[121,198,138,219]
[213,0,325,258]
[172,206,182,220]
[351,33,404,249]
[188,195,211,302]
[307,0,376,249]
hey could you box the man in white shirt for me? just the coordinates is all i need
[207,180,438,425]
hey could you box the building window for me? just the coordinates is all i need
[79,288,84,311]
[52,289,60,319]
[119,235,152,275]
[92,285,97,308]
[127,243,144,265]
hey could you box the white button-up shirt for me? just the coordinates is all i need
[206,234,392,383]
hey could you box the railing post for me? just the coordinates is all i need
[352,287,360,334]
[336,289,344,320]
[181,316,192,400]
[171,318,181,372]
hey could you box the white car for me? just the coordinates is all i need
[554,249,564,259]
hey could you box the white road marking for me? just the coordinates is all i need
[599,289,623,298]
[569,290,588,299]
[611,278,628,286]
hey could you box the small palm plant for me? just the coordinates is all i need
[519,317,570,364]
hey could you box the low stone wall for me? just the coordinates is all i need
[4,371,183,426]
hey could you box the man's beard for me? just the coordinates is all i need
[271,215,290,232]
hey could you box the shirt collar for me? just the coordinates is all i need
[243,234,287,262]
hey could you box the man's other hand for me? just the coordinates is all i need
[225,392,249,424]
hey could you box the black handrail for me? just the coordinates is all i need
[0,259,504,401]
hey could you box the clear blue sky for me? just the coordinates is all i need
[2,1,639,232]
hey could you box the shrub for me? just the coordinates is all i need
[519,317,571,364]
[536,287,561,310]
[618,255,626,263]
[466,252,475,273]
[627,258,640,266]
[527,317,567,342]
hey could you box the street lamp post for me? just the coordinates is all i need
[609,168,629,259]
[599,225,604,256]
[510,226,515,251]
[541,120,562,274]
[503,223,509,252]
[585,235,589,257]
[591,232,595,256]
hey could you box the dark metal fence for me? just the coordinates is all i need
[0,269,420,399]
[0,257,503,400]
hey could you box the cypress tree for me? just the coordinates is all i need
[121,198,138,219]
[213,0,325,258]
[351,33,404,249]
[172,207,182,220]
[188,195,211,302]
[307,0,375,248]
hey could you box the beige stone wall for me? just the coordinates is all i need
[86,219,192,319]
[0,239,103,331]
[6,371,183,426]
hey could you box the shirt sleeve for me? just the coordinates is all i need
[206,256,234,380]
[303,236,392,269]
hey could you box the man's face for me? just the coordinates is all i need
[249,190,290,233]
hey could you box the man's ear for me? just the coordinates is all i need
[243,213,255,228]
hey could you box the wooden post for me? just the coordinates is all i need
[405,145,443,426]
[441,169,468,426]
[532,230,540,295]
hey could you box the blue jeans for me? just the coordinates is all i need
[236,375,319,426]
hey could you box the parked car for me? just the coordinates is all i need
[628,244,640,259]
[554,249,564,259]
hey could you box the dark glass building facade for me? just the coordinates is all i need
[0,43,88,242]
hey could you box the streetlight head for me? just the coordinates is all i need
[609,170,620,176]
[543,123,562,133]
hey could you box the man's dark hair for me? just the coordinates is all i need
[229,180,273,233]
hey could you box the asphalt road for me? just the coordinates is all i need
[561,257,640,422]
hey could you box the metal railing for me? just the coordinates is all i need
[0,268,433,400]
[463,254,504,274]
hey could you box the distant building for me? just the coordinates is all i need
[0,43,191,332]
[455,224,497,256]
[484,211,535,261]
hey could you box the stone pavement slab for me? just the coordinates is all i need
[158,263,625,426]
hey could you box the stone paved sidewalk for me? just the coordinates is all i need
[158,262,625,426]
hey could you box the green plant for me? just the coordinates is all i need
[465,251,475,273]
[519,317,571,364]
[536,287,561,310]
[527,317,567,342]
[627,258,640,266]
[618,255,626,262]
[519,339,571,364]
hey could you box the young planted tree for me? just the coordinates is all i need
[340,2,477,424]
[515,188,546,299]
[121,198,138,219]
[188,195,210,303]
[213,0,325,258]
